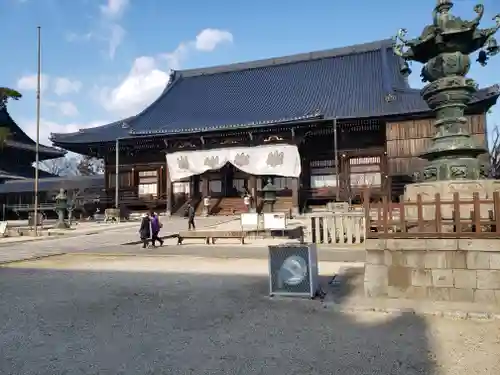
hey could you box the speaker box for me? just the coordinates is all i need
[268,243,319,298]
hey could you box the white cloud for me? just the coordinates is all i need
[99,0,129,59]
[99,56,169,116]
[58,101,79,117]
[107,23,126,59]
[17,75,82,97]
[44,100,79,117]
[99,28,234,117]
[17,74,49,92]
[161,43,190,70]
[66,0,129,59]
[100,0,129,18]
[54,77,82,96]
[19,118,105,147]
[195,29,233,52]
[65,32,93,42]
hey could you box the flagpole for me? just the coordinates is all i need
[34,26,41,235]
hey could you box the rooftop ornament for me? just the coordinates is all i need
[393,0,500,181]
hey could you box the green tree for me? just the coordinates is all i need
[0,87,22,110]
[0,87,21,150]
[0,126,10,150]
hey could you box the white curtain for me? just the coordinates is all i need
[166,144,301,182]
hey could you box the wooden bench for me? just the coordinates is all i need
[177,230,246,245]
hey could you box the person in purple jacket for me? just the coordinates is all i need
[150,211,164,247]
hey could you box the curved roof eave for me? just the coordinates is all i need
[49,37,499,147]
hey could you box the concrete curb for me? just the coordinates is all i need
[65,248,366,263]
[0,252,67,266]
[0,223,141,248]
[325,303,500,321]
[0,232,100,248]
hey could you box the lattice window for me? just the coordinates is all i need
[310,159,337,188]
[348,156,381,187]
[173,182,190,194]
[138,183,157,197]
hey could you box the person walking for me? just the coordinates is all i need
[150,211,164,247]
[187,202,196,230]
[139,212,151,249]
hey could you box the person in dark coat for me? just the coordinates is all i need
[187,202,196,230]
[139,213,151,248]
[150,211,164,247]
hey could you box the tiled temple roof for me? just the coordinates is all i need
[0,109,65,157]
[51,39,500,145]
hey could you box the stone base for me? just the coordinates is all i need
[364,239,500,305]
[403,179,500,222]
[54,220,70,229]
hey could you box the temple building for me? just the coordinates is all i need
[0,108,64,182]
[0,107,66,214]
[50,39,499,215]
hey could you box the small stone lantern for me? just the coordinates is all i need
[202,196,211,217]
[54,188,70,229]
[262,179,278,213]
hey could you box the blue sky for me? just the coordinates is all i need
[2,0,500,147]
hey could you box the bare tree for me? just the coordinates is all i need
[38,157,79,176]
[489,125,500,179]
[76,156,104,176]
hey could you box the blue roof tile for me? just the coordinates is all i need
[0,109,65,157]
[51,39,499,145]
[0,175,104,194]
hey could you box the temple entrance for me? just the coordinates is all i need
[165,144,301,215]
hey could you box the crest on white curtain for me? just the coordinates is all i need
[166,144,301,182]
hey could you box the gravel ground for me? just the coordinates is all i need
[1,255,499,374]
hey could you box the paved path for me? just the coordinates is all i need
[0,217,235,264]
[1,255,498,374]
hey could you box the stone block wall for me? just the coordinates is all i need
[364,239,500,304]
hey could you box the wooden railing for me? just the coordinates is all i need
[303,212,365,245]
[365,191,500,239]
[5,203,56,211]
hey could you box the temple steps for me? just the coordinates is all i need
[272,196,293,214]
[173,197,200,216]
[211,197,247,215]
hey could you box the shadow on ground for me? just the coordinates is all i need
[0,265,435,374]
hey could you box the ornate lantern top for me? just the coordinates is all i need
[393,0,500,71]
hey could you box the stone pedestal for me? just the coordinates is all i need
[403,179,500,223]
[54,220,70,229]
[364,238,500,305]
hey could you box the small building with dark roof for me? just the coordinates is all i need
[50,39,499,215]
[0,108,65,182]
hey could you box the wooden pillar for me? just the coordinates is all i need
[340,155,349,202]
[190,175,199,199]
[161,166,166,197]
[165,158,172,216]
[381,152,390,200]
[249,174,257,209]
[291,177,299,216]
[201,174,209,197]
